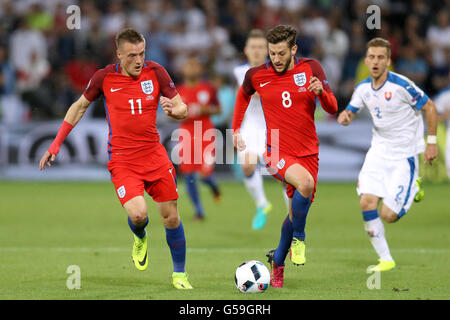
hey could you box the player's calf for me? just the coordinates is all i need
[379,205,399,223]
[157,199,180,228]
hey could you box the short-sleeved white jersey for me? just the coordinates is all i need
[347,71,429,160]
[233,63,266,128]
[434,86,450,128]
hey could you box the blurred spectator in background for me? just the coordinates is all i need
[340,22,365,104]
[0,44,27,124]
[26,3,53,32]
[17,49,52,119]
[0,46,14,96]
[426,10,450,71]
[101,0,126,36]
[0,0,448,123]
[9,17,47,73]
[143,18,169,68]
[65,53,98,95]
[396,43,428,89]
[211,73,235,129]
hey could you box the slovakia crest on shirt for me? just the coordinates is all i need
[384,91,392,101]
[293,72,307,87]
[141,80,154,94]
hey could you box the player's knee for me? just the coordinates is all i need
[159,200,179,228]
[241,163,255,177]
[297,177,314,197]
[161,209,179,228]
[165,215,180,228]
[360,196,377,211]
[131,211,148,226]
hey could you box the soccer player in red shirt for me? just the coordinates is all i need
[177,55,221,220]
[232,25,338,287]
[38,28,193,289]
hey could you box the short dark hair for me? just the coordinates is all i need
[247,29,265,40]
[266,25,297,48]
[115,28,145,49]
[366,37,391,58]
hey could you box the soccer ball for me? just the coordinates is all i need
[234,260,270,293]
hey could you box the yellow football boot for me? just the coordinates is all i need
[368,260,396,272]
[132,234,148,271]
[172,272,193,289]
[289,238,306,266]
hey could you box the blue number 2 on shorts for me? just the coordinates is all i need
[395,185,404,204]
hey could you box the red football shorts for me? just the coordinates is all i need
[108,162,178,206]
[264,149,319,201]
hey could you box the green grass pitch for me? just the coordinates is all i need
[0,179,448,300]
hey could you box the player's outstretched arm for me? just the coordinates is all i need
[231,86,252,151]
[161,94,187,120]
[39,95,91,170]
[422,99,438,165]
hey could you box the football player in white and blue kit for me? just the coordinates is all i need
[233,30,289,230]
[338,38,438,272]
[434,84,450,178]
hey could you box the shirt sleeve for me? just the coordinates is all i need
[399,77,429,110]
[154,65,178,99]
[306,59,338,114]
[83,69,106,102]
[306,59,332,93]
[232,86,252,132]
[346,86,365,113]
[242,68,256,96]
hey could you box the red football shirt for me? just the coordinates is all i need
[177,81,218,133]
[232,57,338,157]
[83,61,178,164]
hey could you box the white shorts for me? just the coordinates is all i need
[357,149,419,216]
[237,119,266,164]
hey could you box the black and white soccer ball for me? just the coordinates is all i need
[234,260,270,293]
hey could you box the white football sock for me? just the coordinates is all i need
[364,218,394,261]
[282,184,290,212]
[243,167,268,209]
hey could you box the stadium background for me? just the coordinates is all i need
[0,0,448,181]
[0,0,449,301]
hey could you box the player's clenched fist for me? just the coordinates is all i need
[233,132,246,152]
[337,110,352,126]
[160,96,187,120]
[160,96,174,115]
[424,144,438,165]
[307,76,324,96]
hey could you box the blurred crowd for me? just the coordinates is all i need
[0,0,449,124]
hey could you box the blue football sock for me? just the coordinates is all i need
[184,174,204,216]
[201,174,220,196]
[291,190,312,241]
[128,216,148,239]
[274,215,293,266]
[165,222,186,273]
[362,209,379,222]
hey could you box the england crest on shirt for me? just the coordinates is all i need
[141,80,154,94]
[293,72,306,87]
